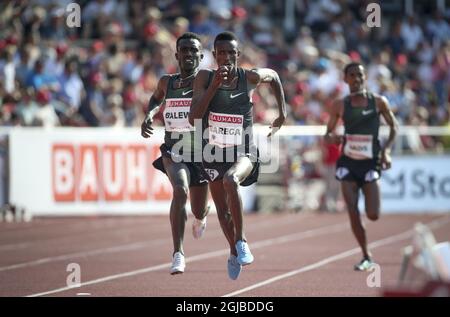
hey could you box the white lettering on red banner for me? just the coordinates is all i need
[52,144,76,201]
[79,145,99,201]
[209,114,243,124]
[102,145,124,201]
[52,144,172,202]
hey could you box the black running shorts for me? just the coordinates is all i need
[335,155,381,187]
[202,150,260,187]
[152,144,208,187]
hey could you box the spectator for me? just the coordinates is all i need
[0,46,16,94]
[32,89,60,127]
[401,16,424,53]
[57,59,85,118]
[26,59,59,92]
[0,0,447,132]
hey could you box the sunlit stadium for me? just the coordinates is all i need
[0,0,449,298]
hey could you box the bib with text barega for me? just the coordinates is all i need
[208,111,244,148]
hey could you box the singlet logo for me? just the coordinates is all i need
[230,92,245,99]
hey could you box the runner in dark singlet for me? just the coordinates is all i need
[324,62,398,271]
[141,32,209,275]
[189,32,286,280]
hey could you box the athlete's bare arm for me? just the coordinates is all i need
[376,95,399,170]
[324,99,344,144]
[189,68,230,126]
[141,75,169,138]
[246,68,286,136]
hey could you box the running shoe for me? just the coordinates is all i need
[235,240,254,266]
[170,252,185,275]
[227,255,242,280]
[354,258,375,271]
[192,216,207,239]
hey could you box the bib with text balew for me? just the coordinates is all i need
[163,98,193,132]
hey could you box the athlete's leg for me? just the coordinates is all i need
[222,156,253,242]
[209,179,236,255]
[341,181,371,259]
[210,179,243,279]
[189,184,209,221]
[162,157,190,255]
[189,183,209,239]
[361,181,380,221]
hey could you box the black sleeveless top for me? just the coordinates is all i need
[202,68,257,161]
[163,74,200,160]
[342,92,381,160]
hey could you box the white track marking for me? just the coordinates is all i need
[0,241,157,272]
[25,221,349,297]
[222,215,450,297]
[0,218,155,251]
[0,243,31,251]
[1,213,312,272]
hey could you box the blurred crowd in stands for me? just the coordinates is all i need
[0,0,449,143]
[0,0,449,213]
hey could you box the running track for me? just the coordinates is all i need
[0,212,449,297]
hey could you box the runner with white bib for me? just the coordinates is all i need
[189,32,286,280]
[324,62,398,272]
[141,33,210,276]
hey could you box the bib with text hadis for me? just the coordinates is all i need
[344,134,373,160]
[163,98,193,132]
[208,112,243,147]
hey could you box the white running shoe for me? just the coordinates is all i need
[354,257,375,271]
[170,252,185,275]
[235,240,254,266]
[192,217,207,239]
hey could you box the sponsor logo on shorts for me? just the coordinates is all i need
[336,167,350,180]
[365,170,380,182]
[205,169,219,181]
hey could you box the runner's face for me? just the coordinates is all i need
[345,65,366,92]
[213,40,239,69]
[176,38,203,73]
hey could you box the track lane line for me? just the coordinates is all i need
[25,221,349,297]
[1,213,313,272]
[222,215,450,297]
[0,218,162,251]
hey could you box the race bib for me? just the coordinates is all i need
[163,98,193,132]
[208,112,243,147]
[344,134,373,160]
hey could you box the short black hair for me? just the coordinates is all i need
[344,62,364,75]
[214,31,238,48]
[176,32,202,50]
